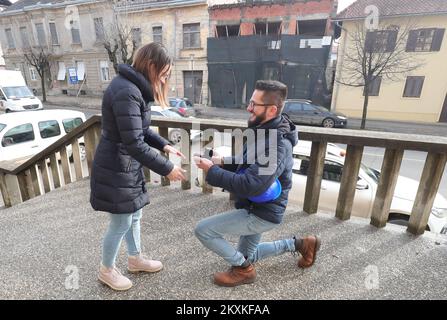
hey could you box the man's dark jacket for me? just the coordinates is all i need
[206,115,298,224]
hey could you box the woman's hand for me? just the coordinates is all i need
[163,145,186,159]
[166,165,187,181]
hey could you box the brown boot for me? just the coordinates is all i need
[297,235,321,268]
[213,264,256,287]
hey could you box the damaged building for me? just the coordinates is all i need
[207,0,337,108]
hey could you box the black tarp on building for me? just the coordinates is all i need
[208,34,331,108]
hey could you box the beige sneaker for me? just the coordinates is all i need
[98,264,133,291]
[128,255,163,273]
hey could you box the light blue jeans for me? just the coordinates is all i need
[194,209,296,266]
[102,209,142,268]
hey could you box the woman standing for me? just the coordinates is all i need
[90,43,186,291]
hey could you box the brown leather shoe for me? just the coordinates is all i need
[297,235,321,268]
[213,264,256,287]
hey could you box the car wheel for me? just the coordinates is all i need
[169,130,182,144]
[322,118,335,128]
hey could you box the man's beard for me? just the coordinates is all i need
[248,110,267,128]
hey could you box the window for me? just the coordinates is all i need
[406,28,445,52]
[216,25,240,37]
[152,26,162,44]
[94,18,105,42]
[262,65,280,81]
[5,28,15,49]
[302,104,316,112]
[100,61,110,81]
[29,68,37,81]
[57,62,66,80]
[365,76,382,96]
[49,22,59,45]
[365,30,398,52]
[0,123,6,133]
[76,61,85,81]
[62,118,83,133]
[131,27,142,47]
[183,23,200,48]
[35,23,46,46]
[284,102,303,114]
[39,120,61,139]
[297,19,327,36]
[70,20,81,44]
[255,22,281,35]
[293,155,344,183]
[20,26,30,48]
[1,123,35,147]
[403,76,425,98]
[151,111,163,117]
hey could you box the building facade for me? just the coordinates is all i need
[116,0,209,105]
[0,0,209,104]
[333,0,447,123]
[207,0,336,108]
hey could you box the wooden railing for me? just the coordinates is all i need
[1,116,446,236]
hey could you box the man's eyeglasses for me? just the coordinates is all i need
[247,100,276,109]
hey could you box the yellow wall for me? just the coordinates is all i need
[332,15,447,123]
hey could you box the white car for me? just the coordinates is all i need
[0,109,86,162]
[150,105,200,144]
[196,140,447,234]
[0,70,43,112]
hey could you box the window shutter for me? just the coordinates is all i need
[365,31,376,52]
[386,30,398,52]
[406,30,418,52]
[430,28,445,51]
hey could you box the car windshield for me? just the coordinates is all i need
[0,123,5,133]
[3,86,34,99]
[162,109,183,118]
[361,164,380,183]
[316,106,329,112]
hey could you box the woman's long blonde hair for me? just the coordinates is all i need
[132,42,171,108]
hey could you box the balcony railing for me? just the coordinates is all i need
[0,116,446,236]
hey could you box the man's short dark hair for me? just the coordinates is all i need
[255,80,288,115]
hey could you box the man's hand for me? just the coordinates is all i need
[166,165,187,181]
[193,156,214,174]
[163,145,186,159]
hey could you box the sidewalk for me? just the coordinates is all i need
[42,95,447,136]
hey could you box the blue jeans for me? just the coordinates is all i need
[194,209,296,266]
[102,209,142,268]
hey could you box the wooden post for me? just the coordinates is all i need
[2,174,22,206]
[408,152,447,235]
[0,173,11,207]
[84,129,96,176]
[201,132,213,194]
[335,145,364,220]
[49,154,61,189]
[40,159,51,193]
[303,141,327,214]
[71,140,84,181]
[17,171,31,201]
[181,129,191,190]
[370,148,404,228]
[59,146,72,185]
[29,164,42,197]
[159,127,170,186]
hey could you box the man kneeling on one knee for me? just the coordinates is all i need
[194,80,321,287]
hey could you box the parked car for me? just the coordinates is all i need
[283,99,347,128]
[195,140,447,234]
[169,97,194,117]
[150,105,200,144]
[0,109,86,162]
[0,70,43,113]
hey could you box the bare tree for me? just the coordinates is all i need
[100,1,140,73]
[337,20,423,129]
[23,46,52,102]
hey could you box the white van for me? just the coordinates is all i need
[0,109,86,162]
[0,70,43,113]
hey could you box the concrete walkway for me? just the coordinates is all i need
[0,179,446,300]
